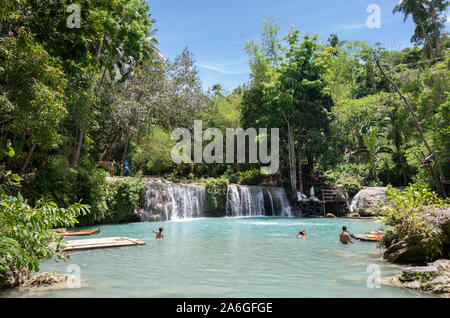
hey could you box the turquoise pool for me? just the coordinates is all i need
[4,217,432,297]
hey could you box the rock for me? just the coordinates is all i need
[349,187,388,214]
[330,185,349,202]
[348,213,361,218]
[391,259,450,297]
[384,241,429,264]
[0,269,73,290]
[326,213,336,218]
[29,272,73,287]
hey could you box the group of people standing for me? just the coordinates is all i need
[105,159,131,177]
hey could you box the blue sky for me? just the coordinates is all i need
[149,0,449,92]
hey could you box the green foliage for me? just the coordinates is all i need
[131,126,175,175]
[105,178,144,223]
[0,28,67,171]
[0,141,22,195]
[324,164,365,197]
[379,183,450,261]
[30,157,107,209]
[0,194,89,286]
[78,177,144,226]
[204,177,228,217]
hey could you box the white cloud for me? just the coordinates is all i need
[196,61,248,75]
[335,23,367,30]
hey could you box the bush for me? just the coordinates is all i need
[379,183,450,262]
[236,168,265,185]
[30,156,108,209]
[78,177,144,226]
[106,178,145,223]
[0,194,88,288]
[204,177,228,217]
[325,163,365,197]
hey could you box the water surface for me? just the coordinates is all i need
[3,218,431,298]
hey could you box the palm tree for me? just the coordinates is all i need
[352,127,392,180]
[393,0,436,59]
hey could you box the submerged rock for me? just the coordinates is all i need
[391,259,450,297]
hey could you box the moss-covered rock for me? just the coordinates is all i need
[391,259,450,297]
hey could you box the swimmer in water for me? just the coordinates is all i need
[152,227,164,239]
[296,230,306,239]
[340,226,354,244]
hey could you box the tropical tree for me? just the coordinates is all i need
[393,0,437,59]
[258,28,333,193]
[352,127,392,180]
[0,29,67,175]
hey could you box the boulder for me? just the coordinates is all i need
[349,187,387,214]
[330,184,349,202]
[384,241,429,264]
[326,213,336,218]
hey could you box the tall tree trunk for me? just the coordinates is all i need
[99,128,123,162]
[70,38,105,168]
[370,64,376,91]
[20,143,36,176]
[297,133,304,194]
[375,58,447,197]
[121,128,131,163]
[71,129,84,168]
[416,14,437,59]
[287,123,297,193]
[429,5,441,54]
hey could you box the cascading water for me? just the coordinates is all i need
[139,179,205,221]
[226,185,292,217]
[167,183,205,220]
[349,191,363,213]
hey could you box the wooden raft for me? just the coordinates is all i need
[57,228,101,236]
[63,237,146,251]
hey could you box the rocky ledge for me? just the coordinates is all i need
[1,268,74,290]
[390,259,450,297]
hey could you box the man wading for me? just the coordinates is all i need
[340,226,354,244]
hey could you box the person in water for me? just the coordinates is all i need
[152,228,164,239]
[296,230,306,239]
[340,226,354,244]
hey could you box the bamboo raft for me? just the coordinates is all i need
[63,237,146,251]
[57,228,101,236]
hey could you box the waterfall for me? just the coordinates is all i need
[167,183,205,220]
[140,179,292,221]
[349,191,363,213]
[226,185,292,217]
[139,179,205,221]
